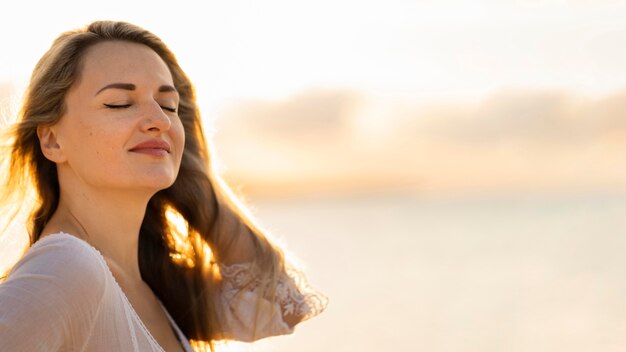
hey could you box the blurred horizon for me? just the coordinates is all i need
[212,85,626,199]
[4,81,626,199]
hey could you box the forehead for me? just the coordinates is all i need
[76,41,173,93]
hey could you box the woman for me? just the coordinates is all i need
[0,21,326,351]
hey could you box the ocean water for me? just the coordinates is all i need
[231,192,626,352]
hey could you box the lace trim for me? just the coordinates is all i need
[219,261,328,323]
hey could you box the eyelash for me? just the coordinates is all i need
[103,104,177,113]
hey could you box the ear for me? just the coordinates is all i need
[37,125,67,163]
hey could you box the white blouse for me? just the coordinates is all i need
[0,232,327,351]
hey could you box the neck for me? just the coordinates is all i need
[46,186,153,283]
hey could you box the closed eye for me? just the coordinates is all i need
[104,103,176,113]
[104,103,131,109]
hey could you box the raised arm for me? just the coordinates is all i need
[202,191,328,341]
[214,260,328,342]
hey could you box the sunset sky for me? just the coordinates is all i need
[2,0,626,197]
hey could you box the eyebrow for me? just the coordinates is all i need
[95,83,178,96]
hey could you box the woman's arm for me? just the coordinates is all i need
[213,261,328,342]
[198,185,328,341]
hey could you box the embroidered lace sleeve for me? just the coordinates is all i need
[213,261,328,342]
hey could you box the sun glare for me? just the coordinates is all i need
[190,339,256,352]
[164,206,216,272]
[0,227,28,283]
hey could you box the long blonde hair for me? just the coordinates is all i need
[0,20,284,348]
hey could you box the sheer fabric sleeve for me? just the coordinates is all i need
[213,261,328,342]
[0,235,107,351]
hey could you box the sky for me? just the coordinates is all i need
[2,0,626,114]
[3,0,626,197]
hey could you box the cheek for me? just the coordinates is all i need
[71,121,122,160]
[173,120,186,156]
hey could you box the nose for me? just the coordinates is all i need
[140,100,171,133]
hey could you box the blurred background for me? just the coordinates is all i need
[3,0,626,351]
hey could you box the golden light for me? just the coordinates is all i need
[164,206,216,275]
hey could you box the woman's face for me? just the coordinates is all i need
[47,40,185,193]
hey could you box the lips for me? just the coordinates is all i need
[129,139,171,155]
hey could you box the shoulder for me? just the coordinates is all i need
[8,232,108,297]
[17,232,105,271]
[32,231,97,257]
[0,233,109,350]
